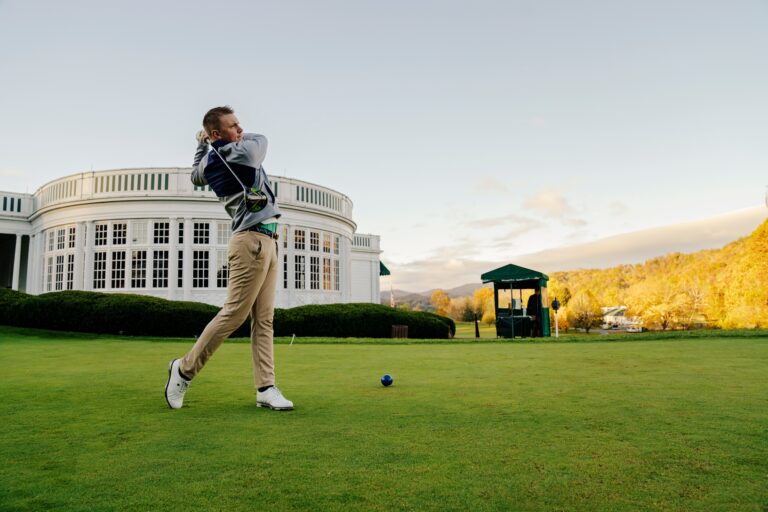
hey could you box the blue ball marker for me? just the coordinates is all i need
[381,374,393,387]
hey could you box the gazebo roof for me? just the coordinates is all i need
[481,264,549,284]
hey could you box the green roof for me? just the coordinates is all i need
[379,262,391,276]
[481,264,548,283]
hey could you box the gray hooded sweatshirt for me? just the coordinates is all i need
[191,133,281,233]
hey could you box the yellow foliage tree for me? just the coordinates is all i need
[430,290,451,317]
[472,287,495,325]
[566,290,602,333]
[481,309,496,326]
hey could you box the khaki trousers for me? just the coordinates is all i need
[180,230,278,389]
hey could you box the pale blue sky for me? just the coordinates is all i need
[1,1,766,290]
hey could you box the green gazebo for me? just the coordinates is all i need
[481,264,550,338]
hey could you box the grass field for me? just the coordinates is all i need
[454,320,497,338]
[1,327,767,511]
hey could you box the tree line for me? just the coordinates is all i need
[420,219,768,331]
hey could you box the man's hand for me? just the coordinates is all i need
[196,130,210,145]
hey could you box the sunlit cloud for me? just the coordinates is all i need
[608,201,628,216]
[387,257,500,292]
[523,190,574,218]
[474,176,510,193]
[563,218,588,228]
[385,207,767,293]
[461,213,544,233]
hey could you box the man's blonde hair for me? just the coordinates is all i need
[203,106,235,136]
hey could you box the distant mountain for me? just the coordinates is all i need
[380,282,491,307]
[422,282,491,298]
[382,289,430,303]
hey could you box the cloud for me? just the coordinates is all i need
[474,176,510,193]
[514,206,767,273]
[562,218,588,228]
[424,239,484,260]
[462,213,544,234]
[386,257,501,293]
[523,190,574,218]
[385,206,768,293]
[608,201,628,216]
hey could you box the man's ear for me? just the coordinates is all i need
[209,129,220,141]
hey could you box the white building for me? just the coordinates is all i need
[0,168,383,308]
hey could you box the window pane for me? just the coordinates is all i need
[310,256,319,290]
[294,255,305,289]
[153,250,169,288]
[193,250,209,288]
[131,250,147,288]
[113,223,127,245]
[111,251,126,288]
[194,222,210,244]
[93,252,107,289]
[216,249,228,288]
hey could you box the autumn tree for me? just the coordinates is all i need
[676,283,707,330]
[566,290,602,333]
[430,290,451,317]
[481,308,496,326]
[472,287,495,325]
[446,297,475,321]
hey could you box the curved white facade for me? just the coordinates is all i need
[0,168,382,308]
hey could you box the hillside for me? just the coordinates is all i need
[547,218,768,329]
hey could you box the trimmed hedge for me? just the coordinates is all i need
[0,290,453,339]
[274,303,454,339]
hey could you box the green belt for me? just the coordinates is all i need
[260,222,277,233]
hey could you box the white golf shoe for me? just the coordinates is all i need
[165,359,190,409]
[256,386,294,411]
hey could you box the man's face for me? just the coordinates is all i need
[211,113,243,143]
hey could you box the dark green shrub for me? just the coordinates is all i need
[0,291,452,338]
[274,303,451,338]
[0,288,28,326]
[420,311,456,337]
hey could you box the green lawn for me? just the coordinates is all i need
[454,320,497,338]
[1,327,767,511]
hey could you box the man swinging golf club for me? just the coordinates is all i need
[164,105,293,411]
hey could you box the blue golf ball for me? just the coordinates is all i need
[381,374,393,387]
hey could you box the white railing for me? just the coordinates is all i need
[0,192,34,218]
[31,168,355,222]
[352,233,380,252]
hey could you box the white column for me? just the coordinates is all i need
[168,218,178,300]
[83,221,94,290]
[32,232,45,294]
[342,237,352,303]
[30,234,38,294]
[11,234,22,290]
[75,222,86,290]
[183,218,193,300]
[371,260,377,303]
[30,233,40,294]
[286,224,293,306]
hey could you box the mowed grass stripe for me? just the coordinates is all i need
[1,334,766,511]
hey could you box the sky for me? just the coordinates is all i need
[1,0,766,292]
